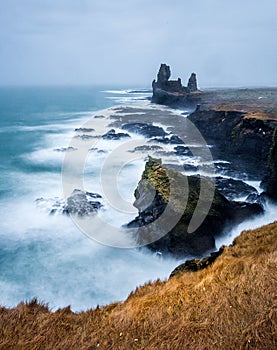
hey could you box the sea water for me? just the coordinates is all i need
[0,86,276,311]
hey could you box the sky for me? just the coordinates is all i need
[0,0,276,87]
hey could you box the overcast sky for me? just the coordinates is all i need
[0,0,276,87]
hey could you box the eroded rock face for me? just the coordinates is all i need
[127,157,263,258]
[188,107,277,178]
[157,63,171,86]
[262,127,277,199]
[187,73,198,93]
[152,64,201,106]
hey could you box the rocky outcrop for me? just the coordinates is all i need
[170,246,225,277]
[151,64,201,106]
[127,157,263,257]
[102,129,130,140]
[187,73,198,93]
[261,127,277,199]
[188,106,277,178]
[36,189,102,216]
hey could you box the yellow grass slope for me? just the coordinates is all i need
[0,222,276,350]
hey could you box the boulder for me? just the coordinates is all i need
[36,189,102,216]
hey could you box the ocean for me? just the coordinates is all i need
[0,86,276,311]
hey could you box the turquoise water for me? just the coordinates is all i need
[0,86,114,193]
[0,86,178,311]
[1,86,275,311]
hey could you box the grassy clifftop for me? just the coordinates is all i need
[1,221,276,349]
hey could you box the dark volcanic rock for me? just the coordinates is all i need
[75,128,95,133]
[121,123,167,138]
[65,189,102,216]
[148,135,184,145]
[127,158,263,258]
[36,189,102,216]
[102,129,130,140]
[188,107,277,178]
[129,145,164,153]
[151,64,202,106]
[215,177,258,201]
[174,145,193,157]
[54,147,77,152]
[170,247,225,277]
[187,73,198,93]
[261,127,277,199]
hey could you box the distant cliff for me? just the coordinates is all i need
[151,64,201,106]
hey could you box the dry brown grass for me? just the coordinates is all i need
[1,222,277,350]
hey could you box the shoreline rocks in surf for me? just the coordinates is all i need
[127,157,263,258]
[36,189,102,216]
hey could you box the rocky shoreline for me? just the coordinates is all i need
[140,64,277,263]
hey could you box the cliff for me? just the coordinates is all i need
[188,105,277,177]
[1,221,276,349]
[127,157,262,257]
[262,127,277,198]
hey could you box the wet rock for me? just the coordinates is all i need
[75,128,95,133]
[127,157,263,258]
[65,189,102,216]
[102,129,130,140]
[174,145,193,156]
[122,123,167,138]
[215,177,258,201]
[129,145,164,153]
[54,147,77,152]
[74,134,97,140]
[183,164,198,172]
[36,189,102,216]
[261,127,277,199]
[149,135,184,145]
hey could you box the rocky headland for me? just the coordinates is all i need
[152,64,277,186]
[127,157,262,257]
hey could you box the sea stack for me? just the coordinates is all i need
[151,63,201,106]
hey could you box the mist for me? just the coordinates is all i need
[0,0,276,87]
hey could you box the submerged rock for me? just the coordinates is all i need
[127,157,263,258]
[75,127,95,133]
[122,122,167,138]
[102,129,130,140]
[65,189,102,216]
[215,177,258,201]
[54,147,77,152]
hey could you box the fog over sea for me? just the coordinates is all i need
[0,86,276,311]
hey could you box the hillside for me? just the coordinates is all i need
[1,221,276,349]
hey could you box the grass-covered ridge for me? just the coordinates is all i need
[0,221,276,349]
